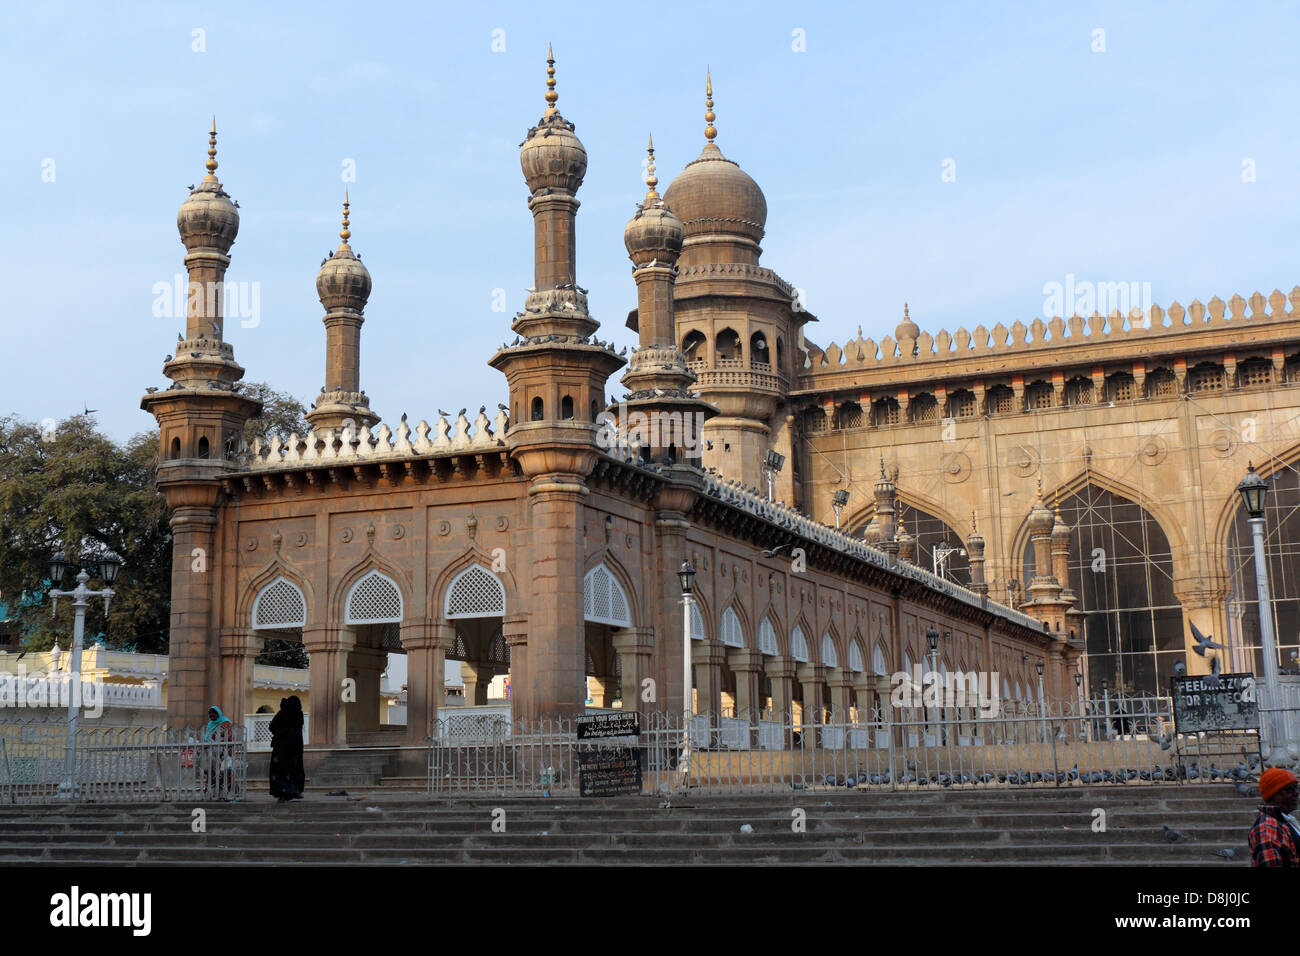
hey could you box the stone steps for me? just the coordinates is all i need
[0,785,1254,866]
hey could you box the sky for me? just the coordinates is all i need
[4,0,1300,443]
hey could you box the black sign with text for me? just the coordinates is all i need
[577,746,642,797]
[1171,673,1259,733]
[575,712,640,739]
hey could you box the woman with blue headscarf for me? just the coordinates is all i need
[203,705,233,797]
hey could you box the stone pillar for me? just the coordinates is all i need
[401,620,450,745]
[765,657,796,746]
[967,517,988,597]
[165,503,218,732]
[525,480,587,718]
[727,648,764,722]
[303,625,356,746]
[826,671,855,722]
[503,614,529,721]
[347,641,387,733]
[218,628,263,728]
[796,662,827,742]
[692,642,723,718]
[460,660,494,706]
[612,628,654,715]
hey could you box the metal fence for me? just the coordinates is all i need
[0,721,246,804]
[426,696,1273,795]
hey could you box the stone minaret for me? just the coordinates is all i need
[306,193,377,431]
[874,461,898,560]
[141,120,261,732]
[488,49,624,719]
[966,511,988,596]
[618,136,715,463]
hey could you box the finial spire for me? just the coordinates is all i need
[644,134,659,200]
[971,510,978,532]
[544,44,558,116]
[203,117,219,182]
[339,191,351,249]
[1037,476,1044,500]
[880,455,887,479]
[904,302,910,321]
[705,69,716,143]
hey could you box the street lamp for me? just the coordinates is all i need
[1035,658,1048,741]
[762,450,785,502]
[831,489,849,529]
[1238,462,1286,763]
[48,549,123,796]
[677,560,696,790]
[926,626,940,746]
[1074,667,1086,742]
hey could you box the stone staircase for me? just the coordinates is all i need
[0,784,1255,865]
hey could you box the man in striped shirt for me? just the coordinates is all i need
[1249,767,1300,867]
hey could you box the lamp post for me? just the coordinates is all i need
[48,549,123,795]
[1238,463,1286,763]
[1101,677,1111,741]
[762,450,785,502]
[1074,667,1086,742]
[1035,658,1048,741]
[926,626,940,747]
[677,560,696,790]
[831,489,849,529]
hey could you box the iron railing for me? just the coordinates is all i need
[0,720,246,804]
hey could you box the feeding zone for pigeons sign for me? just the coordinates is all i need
[1171,674,1259,733]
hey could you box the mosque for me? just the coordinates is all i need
[141,50,1299,746]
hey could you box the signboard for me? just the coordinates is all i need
[1171,674,1259,734]
[578,746,642,797]
[575,712,640,740]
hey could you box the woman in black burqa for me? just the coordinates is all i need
[269,695,305,801]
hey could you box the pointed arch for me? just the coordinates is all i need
[238,555,316,629]
[345,570,404,625]
[582,551,641,627]
[720,605,747,648]
[444,564,507,619]
[758,615,780,656]
[820,630,840,669]
[331,553,413,625]
[584,563,632,627]
[688,592,711,642]
[1210,441,1300,574]
[848,635,866,673]
[872,643,889,676]
[790,623,811,663]
[1021,469,1188,562]
[430,548,520,623]
[251,576,307,630]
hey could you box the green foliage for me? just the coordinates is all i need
[235,381,309,446]
[0,415,171,652]
[256,637,309,669]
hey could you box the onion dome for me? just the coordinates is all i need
[316,193,372,311]
[662,72,766,246]
[624,135,683,266]
[178,119,239,253]
[1028,480,1055,536]
[1052,504,1071,541]
[874,457,896,502]
[520,46,587,195]
[895,302,920,342]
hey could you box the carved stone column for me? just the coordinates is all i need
[303,625,356,746]
[613,627,654,715]
[400,620,451,744]
[218,627,264,728]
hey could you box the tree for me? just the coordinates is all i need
[0,415,171,653]
[236,381,309,446]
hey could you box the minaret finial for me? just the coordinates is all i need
[904,302,910,321]
[204,117,219,182]
[544,44,558,116]
[705,69,716,143]
[880,455,887,479]
[644,133,659,201]
[1037,476,1044,500]
[339,191,351,249]
[971,510,978,532]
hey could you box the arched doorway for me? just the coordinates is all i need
[1021,485,1182,696]
[443,564,508,716]
[583,564,633,709]
[1224,463,1300,675]
[342,570,404,739]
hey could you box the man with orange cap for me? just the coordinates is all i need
[1249,767,1300,866]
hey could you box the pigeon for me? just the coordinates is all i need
[400,412,407,423]
[438,409,450,418]
[1190,622,1226,657]
[1174,660,1186,677]
[762,544,791,557]
[1206,655,1223,688]
[164,355,173,363]
[1235,782,1252,797]
[1163,824,1182,843]
[458,408,467,418]
[498,404,508,412]
[146,386,158,394]
[1215,847,1238,859]
[1159,733,1172,751]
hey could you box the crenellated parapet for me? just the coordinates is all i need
[239,407,509,471]
[802,287,1300,378]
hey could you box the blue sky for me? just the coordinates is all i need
[4,0,1299,442]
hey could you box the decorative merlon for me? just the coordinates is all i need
[803,287,1300,373]
[239,406,509,471]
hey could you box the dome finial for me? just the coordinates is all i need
[204,116,219,182]
[704,69,716,143]
[644,133,659,200]
[544,44,558,116]
[339,191,351,249]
